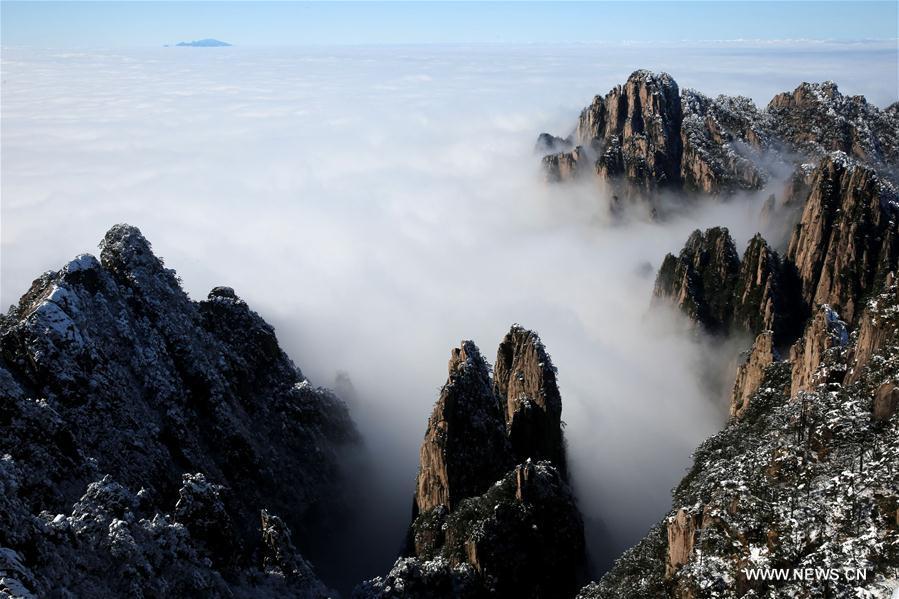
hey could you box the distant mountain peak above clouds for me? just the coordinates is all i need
[173,38,232,47]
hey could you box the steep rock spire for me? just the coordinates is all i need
[494,325,566,475]
[652,227,741,334]
[414,341,511,515]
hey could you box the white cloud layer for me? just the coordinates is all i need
[2,41,897,586]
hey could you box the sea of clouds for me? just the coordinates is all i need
[2,40,897,589]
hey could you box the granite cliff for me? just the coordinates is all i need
[539,71,899,217]
[577,74,899,598]
[358,326,585,598]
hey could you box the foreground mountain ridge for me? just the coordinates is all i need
[584,276,899,598]
[357,326,585,598]
[0,225,357,597]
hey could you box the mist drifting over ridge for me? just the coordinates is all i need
[2,41,897,588]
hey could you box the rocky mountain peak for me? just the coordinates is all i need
[447,339,486,377]
[539,72,899,214]
[98,224,177,287]
[494,325,566,474]
[768,83,899,167]
[596,69,683,197]
[0,224,359,597]
[653,226,740,334]
[391,327,583,596]
[414,340,510,515]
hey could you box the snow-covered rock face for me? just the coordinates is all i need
[579,74,899,599]
[580,278,899,596]
[538,70,899,214]
[586,111,899,596]
[0,224,359,598]
[655,150,898,355]
[768,81,899,169]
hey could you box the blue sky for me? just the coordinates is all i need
[2,1,897,47]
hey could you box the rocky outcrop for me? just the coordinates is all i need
[846,273,899,383]
[653,153,897,403]
[668,155,899,347]
[873,382,899,423]
[573,94,607,149]
[680,90,768,194]
[535,133,573,155]
[0,224,358,597]
[652,227,741,334]
[542,146,587,182]
[374,327,583,597]
[786,155,899,325]
[788,305,848,397]
[413,326,570,520]
[593,71,683,200]
[414,341,511,516]
[732,234,805,345]
[540,72,899,210]
[368,461,584,599]
[768,81,899,169]
[599,75,899,599]
[664,509,700,578]
[539,70,684,199]
[730,331,779,419]
[580,288,899,596]
[493,325,566,474]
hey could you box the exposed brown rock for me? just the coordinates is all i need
[541,73,899,213]
[414,341,511,515]
[733,235,780,334]
[666,508,700,577]
[574,94,607,149]
[595,71,683,200]
[405,461,585,598]
[730,332,779,419]
[514,459,538,503]
[872,382,899,422]
[397,328,583,596]
[846,274,899,383]
[789,305,848,397]
[494,325,566,474]
[414,325,572,519]
[733,234,806,344]
[542,146,587,182]
[655,229,805,343]
[786,155,898,324]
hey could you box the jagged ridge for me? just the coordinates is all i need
[0,224,359,598]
